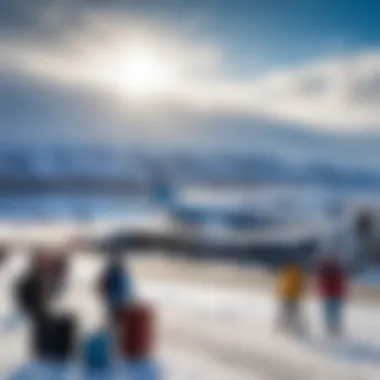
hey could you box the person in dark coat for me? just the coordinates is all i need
[317,255,347,336]
[16,266,47,319]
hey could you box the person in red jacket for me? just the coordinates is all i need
[317,255,347,337]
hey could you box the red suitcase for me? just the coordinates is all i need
[115,303,154,359]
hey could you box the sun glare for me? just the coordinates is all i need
[119,50,173,95]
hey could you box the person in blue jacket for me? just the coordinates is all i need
[99,254,133,318]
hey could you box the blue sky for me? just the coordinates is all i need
[89,0,380,71]
[0,0,380,167]
[166,0,380,70]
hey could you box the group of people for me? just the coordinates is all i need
[15,245,347,340]
[277,254,347,337]
[10,247,157,375]
[15,249,133,323]
[7,236,353,363]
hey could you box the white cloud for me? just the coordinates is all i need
[0,13,220,93]
[170,51,380,131]
[1,12,380,132]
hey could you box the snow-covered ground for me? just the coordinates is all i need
[1,253,380,379]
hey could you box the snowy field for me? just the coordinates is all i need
[1,253,380,379]
[0,183,379,379]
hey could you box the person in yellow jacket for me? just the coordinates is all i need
[276,260,307,334]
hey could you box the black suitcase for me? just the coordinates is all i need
[32,314,77,360]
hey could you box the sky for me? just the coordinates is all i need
[1,0,380,167]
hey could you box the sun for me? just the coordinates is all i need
[119,49,172,95]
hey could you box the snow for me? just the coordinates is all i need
[139,281,380,380]
[9,360,161,380]
[1,253,380,380]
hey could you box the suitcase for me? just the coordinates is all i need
[32,315,51,358]
[114,303,154,359]
[32,314,76,360]
[82,331,112,372]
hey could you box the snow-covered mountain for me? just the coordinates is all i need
[0,146,379,191]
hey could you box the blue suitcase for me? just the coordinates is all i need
[82,331,113,372]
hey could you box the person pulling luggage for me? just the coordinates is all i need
[99,253,134,320]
